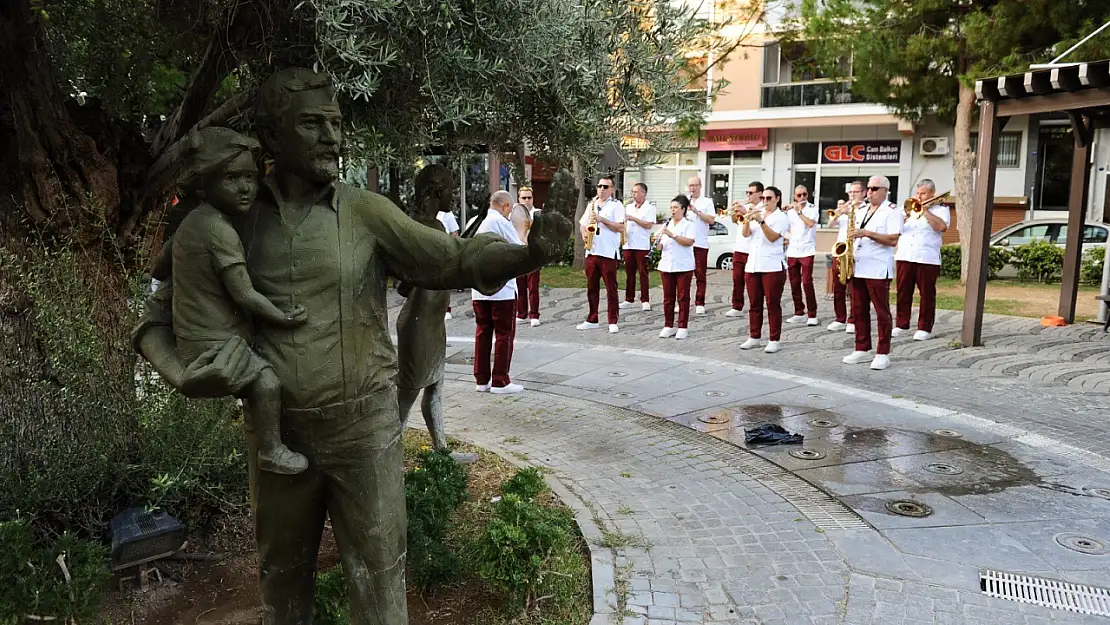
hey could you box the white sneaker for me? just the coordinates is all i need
[676,328,689,340]
[491,383,524,394]
[641,302,651,312]
[806,318,819,327]
[609,324,619,333]
[475,383,491,392]
[842,350,872,365]
[695,305,706,315]
[891,327,906,337]
[659,327,677,338]
[674,304,679,313]
[764,341,781,353]
[577,321,599,330]
[870,355,891,370]
[913,330,933,341]
[845,324,855,334]
[619,301,635,310]
[445,312,453,320]
[530,319,541,328]
[725,308,744,317]
[826,321,846,331]
[740,338,761,350]
[786,315,807,324]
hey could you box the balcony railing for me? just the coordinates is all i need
[761,81,871,108]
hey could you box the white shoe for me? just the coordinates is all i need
[913,330,932,341]
[870,355,891,370]
[491,383,524,394]
[530,319,541,327]
[740,338,761,350]
[842,350,872,365]
[676,329,689,340]
[806,317,819,327]
[826,321,846,331]
[609,324,619,333]
[764,341,781,353]
[674,305,680,313]
[619,301,635,310]
[475,383,491,392]
[786,315,807,324]
[891,327,906,337]
[725,308,744,317]
[659,327,677,338]
[845,324,855,334]
[641,302,651,312]
[577,321,599,330]
[445,312,453,320]
[695,305,706,315]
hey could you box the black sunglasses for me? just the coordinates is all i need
[795,192,808,197]
[868,186,884,191]
[520,196,532,200]
[597,184,611,189]
[762,195,775,201]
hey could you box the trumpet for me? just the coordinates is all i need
[730,201,754,224]
[904,191,951,216]
[826,209,838,221]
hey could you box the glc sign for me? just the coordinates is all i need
[821,140,901,164]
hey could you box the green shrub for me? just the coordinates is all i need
[1011,240,1065,282]
[1081,247,1105,285]
[647,244,662,271]
[312,566,348,625]
[560,237,574,266]
[405,449,469,589]
[938,244,1011,280]
[501,466,547,501]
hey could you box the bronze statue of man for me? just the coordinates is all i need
[133,68,570,624]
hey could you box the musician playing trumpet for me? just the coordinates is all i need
[725,182,764,318]
[784,185,820,326]
[827,181,865,333]
[893,179,950,341]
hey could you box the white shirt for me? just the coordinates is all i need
[733,201,763,253]
[686,196,716,248]
[895,205,950,266]
[785,202,820,258]
[657,216,697,273]
[835,213,850,244]
[471,209,524,301]
[437,210,460,235]
[579,197,625,260]
[852,200,903,279]
[624,200,656,251]
[745,209,791,273]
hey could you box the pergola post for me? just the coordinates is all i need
[962,101,1002,347]
[1059,112,1094,322]
[488,150,501,193]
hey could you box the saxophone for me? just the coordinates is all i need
[584,198,598,251]
[831,200,859,285]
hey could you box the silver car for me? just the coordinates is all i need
[989,218,1108,277]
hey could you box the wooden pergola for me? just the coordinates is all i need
[963,58,1110,346]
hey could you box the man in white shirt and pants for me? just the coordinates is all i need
[578,175,626,333]
[438,207,461,320]
[828,181,865,332]
[894,179,949,341]
[514,186,543,327]
[472,191,524,393]
[725,182,764,317]
[843,176,903,370]
[686,176,716,315]
[785,184,820,326]
[621,182,656,312]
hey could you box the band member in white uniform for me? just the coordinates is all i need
[513,186,543,327]
[740,186,790,354]
[656,195,697,339]
[685,176,716,315]
[437,208,461,320]
[784,184,820,326]
[726,182,763,318]
[894,179,949,341]
[621,182,656,312]
[842,175,902,370]
[577,175,626,333]
[827,180,865,332]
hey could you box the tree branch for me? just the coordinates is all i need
[150,38,234,158]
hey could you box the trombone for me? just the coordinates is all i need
[904,191,951,217]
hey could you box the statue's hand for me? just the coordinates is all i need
[526,212,573,266]
[180,335,257,398]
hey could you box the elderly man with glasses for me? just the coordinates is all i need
[514,186,544,327]
[784,184,820,326]
[578,175,626,333]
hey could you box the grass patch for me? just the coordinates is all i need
[539,265,663,290]
[595,529,652,551]
[889,277,1102,321]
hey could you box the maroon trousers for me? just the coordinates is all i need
[585,255,620,324]
[472,299,517,387]
[660,271,693,328]
[850,278,892,355]
[731,252,748,310]
[693,247,709,306]
[515,270,541,320]
[622,249,651,303]
[895,261,940,332]
[745,270,787,340]
[831,257,853,324]
[787,255,818,318]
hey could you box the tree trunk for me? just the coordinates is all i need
[572,157,587,270]
[953,81,976,285]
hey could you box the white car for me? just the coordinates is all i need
[990,218,1108,253]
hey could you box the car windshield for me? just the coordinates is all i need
[1001,224,1051,244]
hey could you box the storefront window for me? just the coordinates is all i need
[793,142,820,165]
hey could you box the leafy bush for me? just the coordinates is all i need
[313,566,348,625]
[939,244,1011,280]
[1011,240,1065,282]
[1081,247,1105,285]
[560,236,575,266]
[501,467,546,500]
[405,449,469,589]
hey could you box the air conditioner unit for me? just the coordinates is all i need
[919,137,950,156]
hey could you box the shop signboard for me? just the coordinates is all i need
[820,140,901,164]
[700,128,769,152]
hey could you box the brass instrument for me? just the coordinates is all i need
[732,201,755,224]
[584,198,598,251]
[831,199,860,285]
[904,191,952,216]
[826,209,837,220]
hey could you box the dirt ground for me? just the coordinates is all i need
[934,281,1102,320]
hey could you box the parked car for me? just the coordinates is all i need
[989,218,1108,277]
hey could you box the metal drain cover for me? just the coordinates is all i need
[789,449,826,460]
[923,462,964,475]
[698,414,730,425]
[981,569,1110,617]
[931,429,963,438]
[885,499,933,517]
[693,368,713,375]
[809,419,839,428]
[1082,487,1110,501]
[613,392,634,399]
[704,390,726,397]
[608,371,627,377]
[1055,533,1109,556]
[807,393,827,400]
